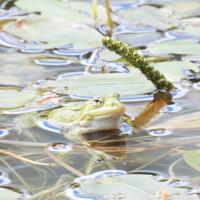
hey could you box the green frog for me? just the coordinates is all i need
[36,93,126,139]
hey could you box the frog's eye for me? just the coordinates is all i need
[93,97,104,104]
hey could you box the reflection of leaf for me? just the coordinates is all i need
[116,5,178,31]
[0,188,20,200]
[3,17,103,49]
[148,39,200,55]
[183,150,200,171]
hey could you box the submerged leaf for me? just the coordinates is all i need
[183,150,200,171]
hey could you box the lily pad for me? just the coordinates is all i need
[183,150,200,171]
[148,39,200,55]
[171,25,200,39]
[0,89,36,109]
[0,188,21,200]
[67,170,199,200]
[116,5,179,31]
[3,17,103,49]
[152,61,198,82]
[57,72,155,98]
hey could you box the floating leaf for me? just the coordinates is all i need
[58,72,155,97]
[116,5,179,31]
[3,17,103,49]
[69,171,199,200]
[116,31,162,48]
[170,0,200,18]
[171,25,200,39]
[0,89,36,109]
[183,150,200,171]
[148,39,200,55]
[16,0,106,24]
[152,61,198,82]
[0,188,20,200]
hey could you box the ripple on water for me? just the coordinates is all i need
[0,124,18,138]
[193,82,200,90]
[160,102,182,113]
[148,129,173,137]
[47,143,72,153]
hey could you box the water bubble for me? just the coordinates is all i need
[148,129,173,137]
[192,82,200,91]
[47,143,72,153]
[160,102,182,113]
[120,123,132,135]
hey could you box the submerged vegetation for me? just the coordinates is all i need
[0,0,200,199]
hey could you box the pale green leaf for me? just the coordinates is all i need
[0,188,21,200]
[0,89,36,109]
[148,39,200,55]
[3,17,103,49]
[183,150,200,171]
[116,5,178,31]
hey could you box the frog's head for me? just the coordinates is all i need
[77,93,125,132]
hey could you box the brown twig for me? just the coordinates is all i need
[0,148,53,167]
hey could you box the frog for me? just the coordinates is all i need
[36,93,126,139]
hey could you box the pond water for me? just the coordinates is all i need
[0,0,200,199]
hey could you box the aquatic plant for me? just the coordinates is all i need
[104,0,113,36]
[92,0,97,21]
[102,37,174,92]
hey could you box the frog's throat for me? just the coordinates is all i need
[82,104,125,118]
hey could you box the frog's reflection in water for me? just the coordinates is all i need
[82,129,127,159]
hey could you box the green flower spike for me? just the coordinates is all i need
[102,37,174,92]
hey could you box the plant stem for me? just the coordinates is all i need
[104,0,113,36]
[92,0,97,21]
[45,148,85,177]
[102,37,174,91]
[0,148,53,167]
